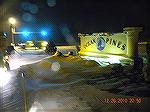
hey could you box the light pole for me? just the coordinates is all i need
[8,17,16,45]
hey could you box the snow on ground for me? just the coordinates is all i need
[70,84,150,112]
[27,88,93,112]
[8,48,48,70]
[18,53,150,112]
[19,55,113,83]
[3,47,149,111]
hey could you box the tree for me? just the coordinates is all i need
[45,40,57,54]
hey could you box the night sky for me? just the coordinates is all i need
[0,0,149,44]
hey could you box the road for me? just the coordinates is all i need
[0,48,48,112]
[1,47,150,112]
[0,47,93,112]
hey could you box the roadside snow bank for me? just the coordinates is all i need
[19,55,113,83]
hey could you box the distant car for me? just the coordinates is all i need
[36,41,48,49]
[18,41,35,49]
[39,41,48,47]
[18,43,26,49]
[19,41,48,49]
[25,41,35,47]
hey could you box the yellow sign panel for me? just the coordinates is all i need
[80,33,127,55]
[78,27,142,59]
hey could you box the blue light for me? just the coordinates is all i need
[23,31,30,36]
[3,32,7,37]
[41,30,47,36]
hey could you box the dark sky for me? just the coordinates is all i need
[0,0,149,43]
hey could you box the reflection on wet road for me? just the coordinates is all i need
[0,49,48,112]
[0,49,92,112]
[0,70,25,112]
[0,70,92,112]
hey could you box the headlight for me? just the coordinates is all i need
[0,68,12,87]
[4,56,9,60]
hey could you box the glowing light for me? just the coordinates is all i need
[22,13,33,22]
[82,56,110,66]
[0,69,12,87]
[29,107,37,112]
[29,101,44,112]
[26,41,35,47]
[29,4,39,14]
[41,41,48,47]
[82,54,132,66]
[4,32,7,37]
[41,30,47,36]
[8,17,16,24]
[51,62,60,71]
[23,31,30,36]
[79,52,109,58]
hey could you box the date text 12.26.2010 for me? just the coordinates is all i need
[103,97,142,104]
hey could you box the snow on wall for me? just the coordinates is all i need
[56,46,78,55]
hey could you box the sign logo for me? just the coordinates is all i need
[97,37,105,51]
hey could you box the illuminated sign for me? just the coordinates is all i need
[105,37,126,51]
[83,37,126,51]
[83,39,96,49]
[97,37,105,51]
[78,27,142,58]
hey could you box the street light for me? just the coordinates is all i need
[41,30,47,36]
[8,17,16,25]
[23,31,30,37]
[8,17,16,45]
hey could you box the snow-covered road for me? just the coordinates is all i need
[8,49,48,70]
[1,47,150,112]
